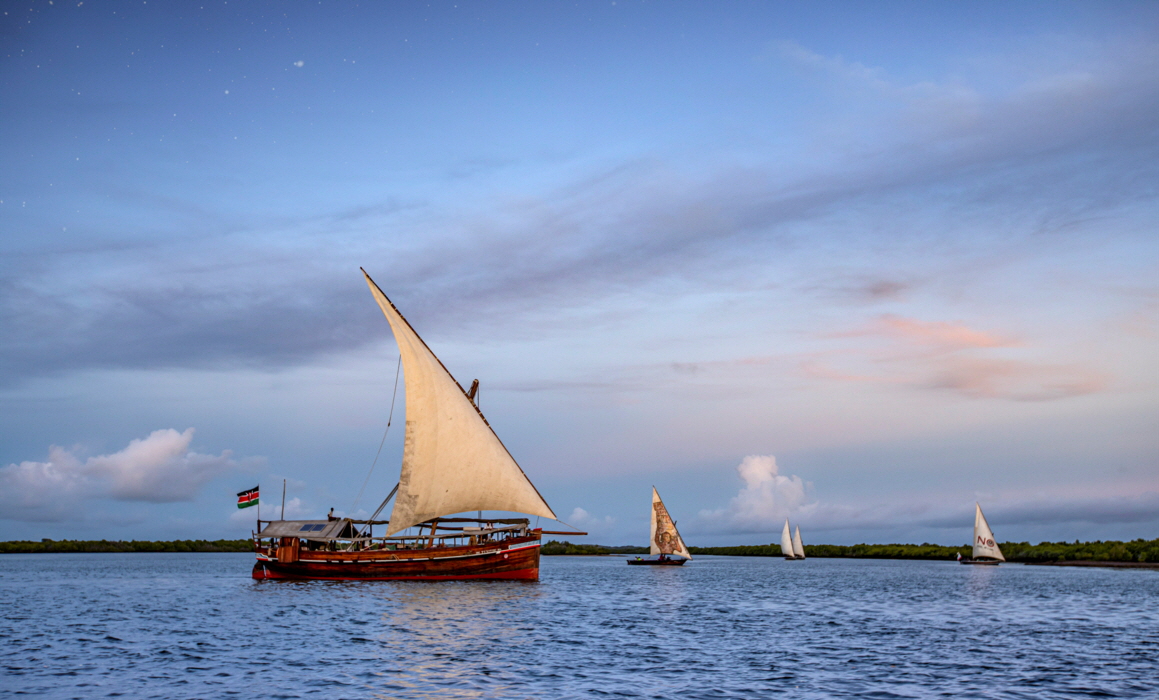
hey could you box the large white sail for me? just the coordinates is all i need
[792,525,806,559]
[650,487,691,559]
[781,519,794,558]
[363,270,557,536]
[972,503,1005,561]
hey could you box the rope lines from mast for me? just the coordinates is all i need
[351,354,402,514]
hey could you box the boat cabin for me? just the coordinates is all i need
[254,516,534,559]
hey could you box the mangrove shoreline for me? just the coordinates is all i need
[542,538,1159,564]
[2,537,1157,565]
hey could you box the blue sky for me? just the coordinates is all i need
[2,1,1157,546]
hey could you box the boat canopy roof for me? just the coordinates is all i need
[258,520,352,539]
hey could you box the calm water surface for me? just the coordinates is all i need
[1,554,1156,699]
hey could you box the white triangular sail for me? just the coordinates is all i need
[972,503,1004,561]
[781,519,795,558]
[650,487,691,559]
[792,525,806,559]
[363,270,557,536]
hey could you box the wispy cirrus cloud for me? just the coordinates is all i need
[804,314,1109,401]
[848,315,1013,351]
[2,36,1156,390]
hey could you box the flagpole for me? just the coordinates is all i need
[281,479,286,520]
[256,483,260,532]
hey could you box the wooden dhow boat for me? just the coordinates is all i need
[959,503,1005,566]
[627,487,691,566]
[251,269,581,581]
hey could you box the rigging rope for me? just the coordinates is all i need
[351,354,402,514]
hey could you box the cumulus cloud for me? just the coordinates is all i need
[696,456,812,535]
[0,429,255,522]
[565,507,617,536]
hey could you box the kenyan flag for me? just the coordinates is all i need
[237,486,259,509]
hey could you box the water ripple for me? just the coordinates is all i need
[0,554,1156,698]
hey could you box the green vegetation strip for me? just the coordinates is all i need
[542,538,1159,563]
[5,537,1157,562]
[0,539,253,553]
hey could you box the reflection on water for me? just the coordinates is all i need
[964,561,999,602]
[369,583,543,700]
[1,553,1156,699]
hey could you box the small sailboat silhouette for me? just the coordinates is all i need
[960,503,1005,565]
[781,519,804,560]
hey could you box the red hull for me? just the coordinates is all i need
[252,535,542,581]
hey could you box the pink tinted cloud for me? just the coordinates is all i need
[810,315,1106,401]
[877,315,1012,349]
[840,314,1014,350]
[927,356,1107,401]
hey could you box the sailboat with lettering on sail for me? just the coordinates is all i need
[959,503,1005,566]
[250,269,584,581]
[780,519,805,559]
[627,488,691,566]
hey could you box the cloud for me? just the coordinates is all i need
[696,456,813,535]
[771,37,1159,162]
[917,493,1159,530]
[565,507,616,537]
[2,37,1154,389]
[807,314,1108,401]
[769,39,891,90]
[861,315,1012,350]
[861,280,909,302]
[0,446,90,522]
[784,492,1159,536]
[86,428,240,502]
[1022,495,1159,527]
[925,357,1108,401]
[0,429,256,522]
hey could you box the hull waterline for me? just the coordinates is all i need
[252,536,542,581]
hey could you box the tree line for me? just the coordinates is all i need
[4,537,1157,562]
[0,539,253,553]
[542,538,1159,563]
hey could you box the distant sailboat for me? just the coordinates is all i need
[781,519,796,560]
[959,503,1005,566]
[627,487,691,566]
[792,525,806,560]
